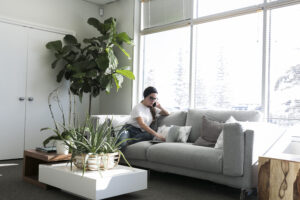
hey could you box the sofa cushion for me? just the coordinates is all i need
[186,109,262,142]
[147,143,223,173]
[123,141,153,160]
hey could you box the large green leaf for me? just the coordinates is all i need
[116,69,135,80]
[51,59,60,69]
[87,18,106,34]
[64,34,78,45]
[56,69,65,82]
[86,61,97,70]
[72,72,86,78]
[95,54,109,71]
[86,69,98,78]
[62,45,73,54]
[112,74,123,91]
[83,84,91,93]
[71,61,90,72]
[105,79,112,93]
[92,87,100,97]
[43,135,60,147]
[46,40,62,52]
[116,32,133,45]
[99,75,111,90]
[104,17,116,33]
[114,43,131,59]
[106,48,118,70]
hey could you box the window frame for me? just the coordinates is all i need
[134,0,300,123]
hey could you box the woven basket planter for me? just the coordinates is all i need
[73,152,120,171]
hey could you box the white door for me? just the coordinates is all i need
[0,22,27,160]
[25,28,69,149]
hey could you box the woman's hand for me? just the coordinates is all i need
[155,102,169,116]
[155,134,166,142]
[155,101,162,109]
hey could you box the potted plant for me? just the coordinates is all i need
[58,116,130,173]
[100,123,132,170]
[41,87,75,155]
[70,117,110,171]
[45,17,135,115]
[42,130,71,155]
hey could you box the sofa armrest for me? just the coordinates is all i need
[223,123,244,176]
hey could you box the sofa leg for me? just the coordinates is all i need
[240,188,256,200]
[240,189,247,200]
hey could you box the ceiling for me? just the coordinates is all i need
[83,0,117,5]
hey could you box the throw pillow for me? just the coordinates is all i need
[194,116,224,147]
[154,125,192,143]
[194,136,216,147]
[214,130,224,149]
[214,115,243,149]
[153,125,172,141]
[166,125,192,143]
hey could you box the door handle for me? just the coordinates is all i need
[19,97,25,101]
[28,97,34,101]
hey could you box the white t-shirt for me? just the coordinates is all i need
[127,103,160,130]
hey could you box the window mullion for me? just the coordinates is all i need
[189,0,195,109]
[261,7,268,122]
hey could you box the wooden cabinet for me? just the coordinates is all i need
[258,156,300,200]
[0,21,69,160]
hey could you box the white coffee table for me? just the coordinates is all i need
[39,163,147,200]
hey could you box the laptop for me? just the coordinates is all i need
[150,137,164,144]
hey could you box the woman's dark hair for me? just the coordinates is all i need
[143,86,158,98]
[143,86,158,121]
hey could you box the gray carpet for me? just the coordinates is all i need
[0,159,257,200]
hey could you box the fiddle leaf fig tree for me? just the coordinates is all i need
[46,17,135,115]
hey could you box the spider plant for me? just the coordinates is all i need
[101,123,134,168]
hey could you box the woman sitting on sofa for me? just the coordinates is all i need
[118,86,169,149]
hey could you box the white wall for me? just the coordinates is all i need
[98,0,135,114]
[0,0,100,39]
[0,0,104,118]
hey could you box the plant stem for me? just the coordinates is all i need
[56,88,66,127]
[73,95,76,128]
[68,89,72,127]
[48,88,59,132]
[89,94,92,116]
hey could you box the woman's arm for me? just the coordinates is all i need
[156,102,169,116]
[136,117,166,141]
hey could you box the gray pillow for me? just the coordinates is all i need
[194,116,224,147]
[194,137,216,147]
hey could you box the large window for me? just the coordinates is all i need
[139,0,300,125]
[269,4,300,125]
[194,13,263,110]
[142,27,190,109]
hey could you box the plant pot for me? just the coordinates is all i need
[56,140,69,155]
[73,154,87,169]
[100,152,120,170]
[87,153,100,171]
